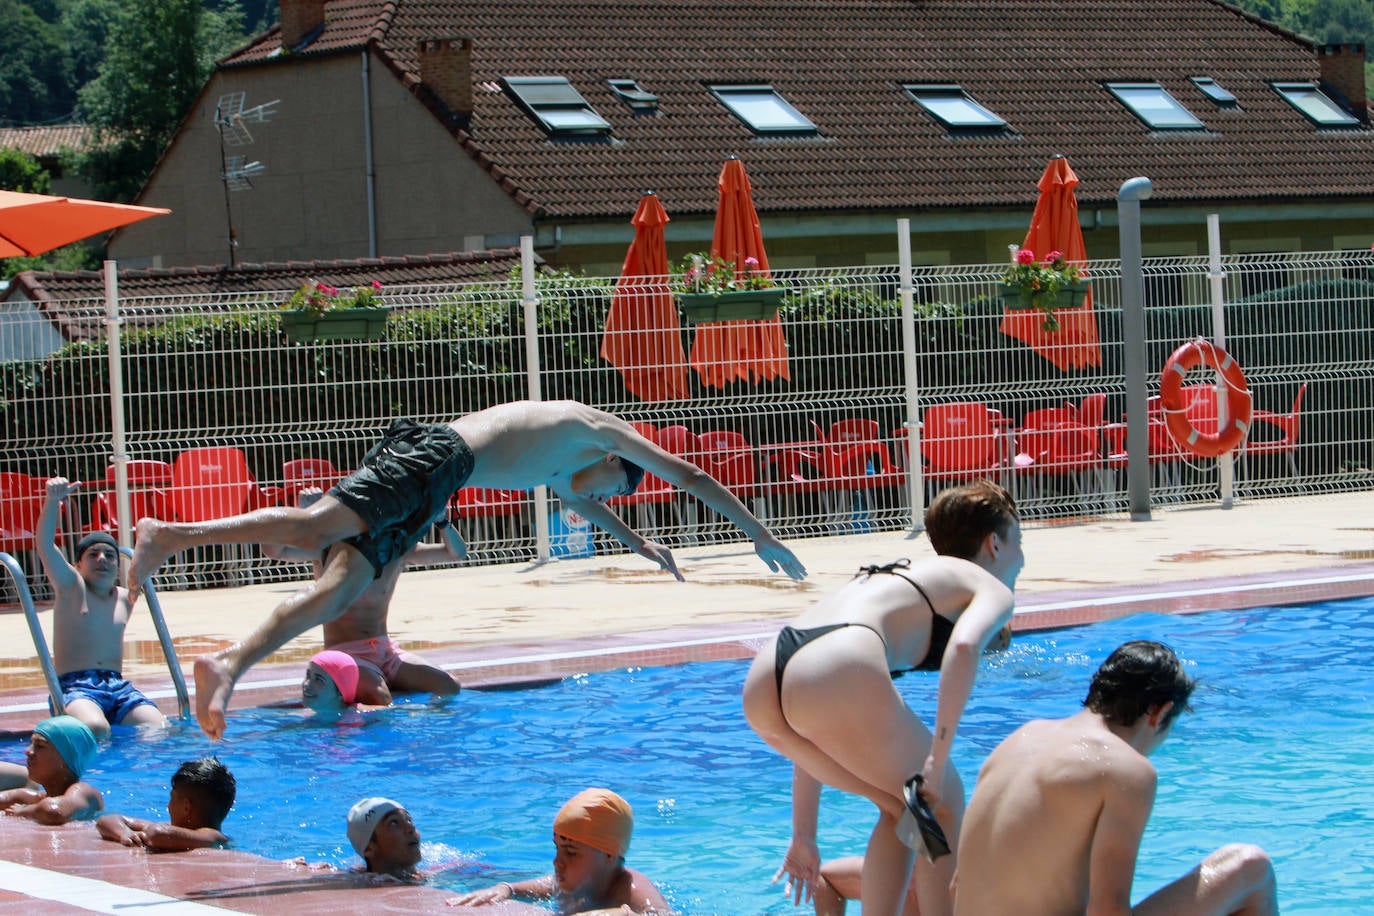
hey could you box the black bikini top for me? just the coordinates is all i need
[855,559,954,675]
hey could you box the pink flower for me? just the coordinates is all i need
[744,257,759,269]
[371,280,382,289]
[1044,250,1064,264]
[1015,248,1036,265]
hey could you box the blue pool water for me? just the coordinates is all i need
[6,598,1373,913]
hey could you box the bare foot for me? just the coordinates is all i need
[193,655,236,740]
[127,518,176,604]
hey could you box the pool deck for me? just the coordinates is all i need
[1,491,1372,913]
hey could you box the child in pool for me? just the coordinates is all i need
[347,796,424,880]
[451,787,671,914]
[301,649,391,716]
[0,715,103,824]
[97,756,236,850]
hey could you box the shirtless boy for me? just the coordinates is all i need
[127,400,805,738]
[954,640,1278,916]
[97,756,236,851]
[38,478,166,737]
[0,715,102,824]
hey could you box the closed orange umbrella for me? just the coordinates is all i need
[999,156,1102,371]
[0,191,170,258]
[690,157,790,389]
[600,192,689,402]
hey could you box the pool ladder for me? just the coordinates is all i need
[1,548,191,721]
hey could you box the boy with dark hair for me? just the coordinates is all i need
[37,478,166,738]
[0,715,103,824]
[954,640,1277,916]
[97,756,236,850]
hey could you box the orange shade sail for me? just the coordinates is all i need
[689,157,790,389]
[999,156,1102,371]
[600,192,690,402]
[0,191,170,258]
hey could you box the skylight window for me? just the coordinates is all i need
[710,85,817,135]
[905,85,1007,130]
[1273,83,1360,127]
[608,78,659,114]
[503,76,611,137]
[1190,77,1238,106]
[1107,83,1205,129]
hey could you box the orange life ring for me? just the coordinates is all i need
[1159,340,1252,458]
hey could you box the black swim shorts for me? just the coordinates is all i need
[331,418,475,576]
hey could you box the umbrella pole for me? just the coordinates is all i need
[897,219,925,534]
[1118,178,1154,521]
[103,260,133,549]
[520,235,551,561]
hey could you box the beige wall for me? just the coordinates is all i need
[110,53,531,268]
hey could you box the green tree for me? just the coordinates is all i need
[0,0,74,125]
[0,147,51,194]
[75,0,244,201]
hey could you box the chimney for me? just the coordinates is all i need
[280,0,325,51]
[1317,43,1368,123]
[419,38,474,125]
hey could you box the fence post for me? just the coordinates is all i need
[1207,213,1235,509]
[897,218,924,533]
[521,236,550,561]
[1118,178,1154,521]
[103,260,133,549]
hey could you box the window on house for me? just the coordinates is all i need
[1190,77,1238,107]
[904,85,1007,130]
[503,76,612,137]
[1273,83,1360,127]
[1106,83,1205,129]
[710,85,818,135]
[608,78,659,114]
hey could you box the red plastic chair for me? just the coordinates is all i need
[1242,382,1308,479]
[1014,407,1099,503]
[168,448,270,522]
[281,458,343,507]
[449,488,527,544]
[920,402,1007,482]
[90,460,176,535]
[0,472,47,556]
[695,430,758,500]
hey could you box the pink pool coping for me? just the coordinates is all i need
[2,560,1373,914]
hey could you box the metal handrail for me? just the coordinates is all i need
[0,549,190,722]
[2,551,66,716]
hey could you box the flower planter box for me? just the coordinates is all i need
[281,306,391,342]
[997,279,1090,312]
[677,288,786,323]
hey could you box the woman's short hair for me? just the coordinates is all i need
[924,480,1018,560]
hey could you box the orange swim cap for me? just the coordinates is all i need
[553,788,633,858]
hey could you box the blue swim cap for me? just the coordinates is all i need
[34,715,98,778]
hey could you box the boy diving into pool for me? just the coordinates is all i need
[126,399,806,739]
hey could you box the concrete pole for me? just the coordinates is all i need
[896,218,925,533]
[520,236,550,560]
[103,260,133,549]
[1117,178,1154,521]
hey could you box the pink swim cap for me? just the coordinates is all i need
[309,650,359,704]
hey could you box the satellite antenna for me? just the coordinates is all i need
[214,92,280,265]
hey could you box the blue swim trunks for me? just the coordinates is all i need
[54,669,158,725]
[331,418,475,576]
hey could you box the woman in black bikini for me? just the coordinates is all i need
[742,480,1021,916]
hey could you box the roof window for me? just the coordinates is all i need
[1106,83,1205,129]
[608,78,659,114]
[1190,77,1238,107]
[1273,82,1360,127]
[905,85,1007,130]
[710,85,818,135]
[502,76,611,137]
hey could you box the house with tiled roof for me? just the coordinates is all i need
[109,0,1373,275]
[0,248,524,362]
[0,123,97,199]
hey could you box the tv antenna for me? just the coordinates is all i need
[215,92,280,266]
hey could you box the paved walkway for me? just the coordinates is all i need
[3,491,1373,725]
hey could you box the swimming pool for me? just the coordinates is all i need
[6,597,1371,913]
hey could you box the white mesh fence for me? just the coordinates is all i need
[1,247,1371,596]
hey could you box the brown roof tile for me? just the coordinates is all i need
[0,124,95,159]
[217,0,1372,219]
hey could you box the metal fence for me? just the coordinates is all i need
[2,245,1371,598]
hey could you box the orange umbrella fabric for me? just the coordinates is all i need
[999,156,1102,371]
[0,191,170,258]
[689,158,790,389]
[600,193,689,402]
